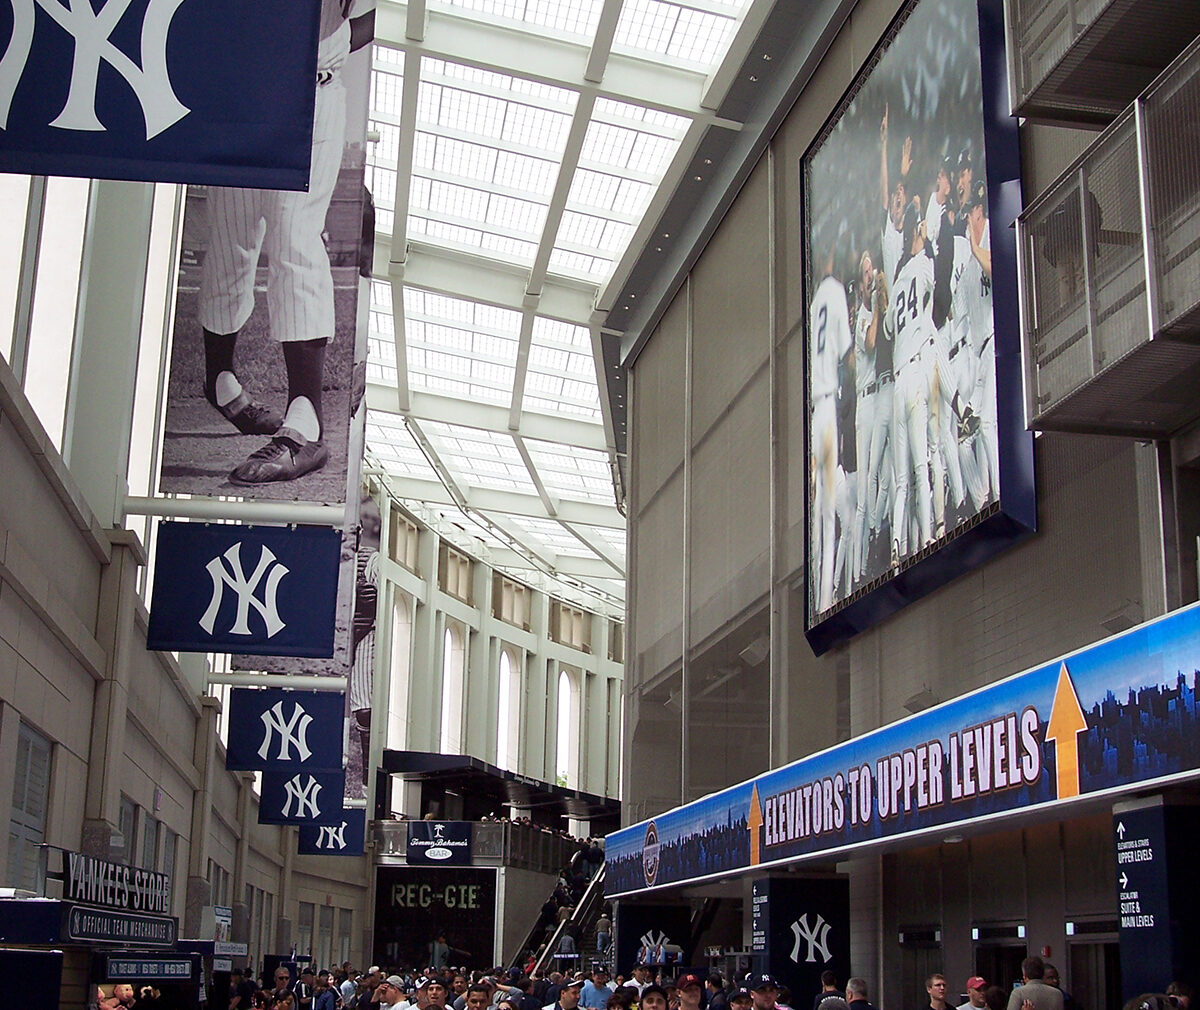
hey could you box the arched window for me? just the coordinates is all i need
[440,624,465,753]
[387,594,412,749]
[497,651,515,770]
[555,669,580,787]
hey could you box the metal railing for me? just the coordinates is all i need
[1006,0,1200,123]
[372,819,585,875]
[1017,33,1200,434]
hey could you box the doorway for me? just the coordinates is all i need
[974,944,1027,992]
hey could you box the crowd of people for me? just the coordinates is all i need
[219,952,1187,1010]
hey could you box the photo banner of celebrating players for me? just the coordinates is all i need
[0,1,322,189]
[146,522,341,657]
[801,0,1035,654]
[157,0,376,504]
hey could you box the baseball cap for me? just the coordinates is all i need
[385,977,405,990]
[414,977,432,990]
[564,979,585,990]
[640,986,669,1004]
[966,978,987,991]
[369,968,381,976]
[747,974,779,992]
[730,990,753,1003]
[677,976,703,991]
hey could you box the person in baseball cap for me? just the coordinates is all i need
[730,990,753,1010]
[965,979,988,1009]
[746,975,780,1010]
[677,976,703,1010]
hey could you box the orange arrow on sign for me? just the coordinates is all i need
[748,783,763,866]
[1045,662,1088,799]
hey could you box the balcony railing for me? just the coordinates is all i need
[372,819,584,875]
[1018,34,1200,437]
[1006,0,1200,125]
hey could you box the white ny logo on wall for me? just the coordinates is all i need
[282,774,323,819]
[0,0,191,139]
[317,821,348,850]
[789,913,833,964]
[200,542,289,638]
[258,701,313,763]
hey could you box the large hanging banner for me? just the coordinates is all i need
[157,0,375,504]
[259,769,346,825]
[225,688,345,773]
[0,0,322,188]
[146,522,341,656]
[801,0,1033,653]
[232,491,381,804]
[298,807,367,855]
[607,601,1200,896]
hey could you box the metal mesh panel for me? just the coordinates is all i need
[1023,180,1093,416]
[1011,0,1079,105]
[1083,116,1146,372]
[1144,42,1200,333]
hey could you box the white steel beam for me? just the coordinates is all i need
[367,384,608,451]
[382,239,598,326]
[375,470,624,528]
[375,3,741,125]
[563,522,625,575]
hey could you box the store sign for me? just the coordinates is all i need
[64,904,177,947]
[374,867,496,968]
[407,821,472,865]
[607,600,1200,895]
[102,955,199,981]
[57,849,171,914]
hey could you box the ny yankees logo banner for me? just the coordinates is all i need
[225,687,344,773]
[298,807,366,855]
[147,522,340,656]
[259,768,345,825]
[750,876,849,1000]
[0,0,323,188]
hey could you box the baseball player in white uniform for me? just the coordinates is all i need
[350,493,381,795]
[200,0,375,485]
[810,245,853,613]
[961,180,997,502]
[851,251,886,582]
[889,203,937,559]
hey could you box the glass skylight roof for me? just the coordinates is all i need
[436,0,605,38]
[364,0,758,611]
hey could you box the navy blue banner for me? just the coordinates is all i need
[752,877,850,992]
[608,601,1200,896]
[147,523,340,657]
[259,769,345,825]
[298,807,366,855]
[0,0,320,189]
[226,688,344,773]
